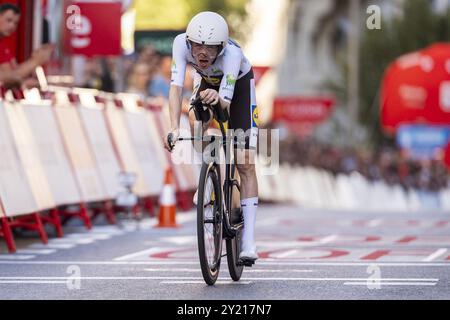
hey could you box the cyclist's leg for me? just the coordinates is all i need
[189,72,212,157]
[228,69,259,260]
[189,73,219,204]
[189,72,209,156]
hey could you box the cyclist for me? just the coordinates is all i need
[163,11,258,262]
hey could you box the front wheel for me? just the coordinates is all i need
[226,165,244,281]
[197,162,223,285]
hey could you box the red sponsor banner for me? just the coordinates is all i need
[63,1,121,56]
[381,43,450,134]
[252,66,270,86]
[444,141,450,169]
[272,96,335,123]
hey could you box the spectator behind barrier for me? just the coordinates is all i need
[148,53,172,98]
[81,57,115,92]
[0,3,54,89]
[136,44,159,79]
[274,131,449,193]
[126,61,152,100]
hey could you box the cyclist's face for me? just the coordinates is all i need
[191,42,220,69]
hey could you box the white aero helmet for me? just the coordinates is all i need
[186,11,229,47]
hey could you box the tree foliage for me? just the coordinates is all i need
[134,0,249,42]
[359,0,450,147]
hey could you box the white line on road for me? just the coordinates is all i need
[0,260,200,265]
[422,248,448,262]
[29,243,75,249]
[0,281,67,284]
[143,268,314,273]
[47,238,95,245]
[344,282,437,286]
[0,277,438,282]
[159,236,197,245]
[0,260,450,266]
[160,281,252,285]
[65,233,112,240]
[320,234,339,244]
[0,255,35,260]
[275,250,298,258]
[113,247,185,261]
[16,249,56,255]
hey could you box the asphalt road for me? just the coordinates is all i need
[1,204,450,299]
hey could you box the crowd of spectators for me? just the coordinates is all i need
[79,44,193,102]
[278,135,449,192]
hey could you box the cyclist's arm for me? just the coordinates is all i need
[218,47,241,111]
[168,84,183,130]
[169,34,188,130]
[218,96,230,110]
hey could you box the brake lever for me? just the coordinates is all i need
[167,132,175,151]
[191,96,203,107]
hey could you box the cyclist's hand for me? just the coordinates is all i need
[164,129,179,152]
[200,89,219,106]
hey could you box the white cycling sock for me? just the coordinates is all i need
[241,197,258,250]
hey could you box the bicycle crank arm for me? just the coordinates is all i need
[222,216,237,239]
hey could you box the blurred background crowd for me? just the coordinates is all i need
[279,137,449,192]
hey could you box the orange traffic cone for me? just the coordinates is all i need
[156,167,178,228]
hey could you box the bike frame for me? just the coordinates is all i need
[176,104,243,239]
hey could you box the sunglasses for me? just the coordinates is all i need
[190,42,220,54]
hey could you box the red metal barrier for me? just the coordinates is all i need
[0,216,16,253]
[40,208,64,238]
[59,202,92,230]
[6,213,48,246]
[91,200,117,225]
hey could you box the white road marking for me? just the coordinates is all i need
[65,233,111,240]
[90,228,125,235]
[275,250,298,258]
[0,255,35,260]
[254,234,337,248]
[113,247,174,261]
[344,282,437,286]
[422,248,448,262]
[29,243,75,249]
[161,281,252,285]
[143,268,314,273]
[0,260,200,265]
[114,246,191,261]
[0,281,67,284]
[245,269,314,273]
[0,276,438,282]
[144,268,201,272]
[160,236,197,245]
[47,238,94,245]
[319,234,339,244]
[16,249,56,255]
[0,260,449,267]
